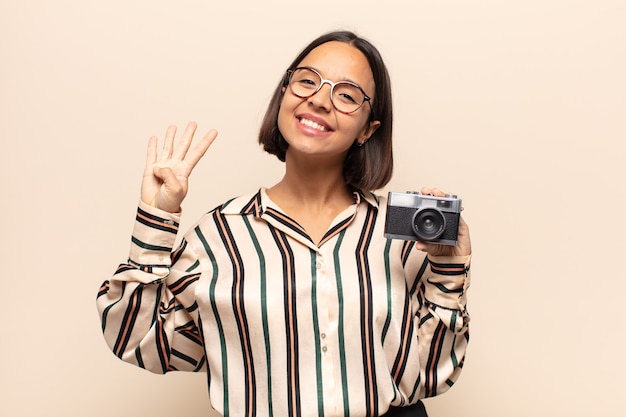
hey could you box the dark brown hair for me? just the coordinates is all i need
[258,30,393,191]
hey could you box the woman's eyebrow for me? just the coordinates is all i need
[304,65,363,86]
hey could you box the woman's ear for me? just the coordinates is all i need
[356,120,381,145]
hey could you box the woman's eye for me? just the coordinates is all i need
[295,78,317,88]
[339,93,357,104]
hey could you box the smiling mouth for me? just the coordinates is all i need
[298,117,331,132]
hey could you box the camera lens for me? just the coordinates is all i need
[412,208,446,241]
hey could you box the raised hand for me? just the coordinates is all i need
[141,122,218,213]
[414,187,472,257]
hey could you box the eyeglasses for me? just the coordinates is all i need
[286,67,372,114]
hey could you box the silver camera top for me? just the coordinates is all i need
[388,192,463,213]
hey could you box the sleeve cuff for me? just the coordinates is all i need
[128,201,182,272]
[424,254,471,311]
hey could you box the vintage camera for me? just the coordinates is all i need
[384,191,463,245]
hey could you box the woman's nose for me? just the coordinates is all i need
[307,82,333,111]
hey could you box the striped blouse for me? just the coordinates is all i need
[97,188,471,417]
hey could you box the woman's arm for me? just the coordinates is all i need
[96,123,217,373]
[96,203,207,373]
[413,252,471,398]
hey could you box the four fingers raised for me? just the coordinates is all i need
[142,122,218,212]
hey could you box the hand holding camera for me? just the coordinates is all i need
[384,187,471,257]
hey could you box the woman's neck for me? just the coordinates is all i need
[266,152,355,243]
[269,151,353,207]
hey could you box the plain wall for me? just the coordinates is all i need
[2,0,625,416]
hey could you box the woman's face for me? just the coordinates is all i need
[277,41,380,162]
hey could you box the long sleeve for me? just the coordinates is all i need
[405,248,471,399]
[96,202,207,374]
[423,254,471,334]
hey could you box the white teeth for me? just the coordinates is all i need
[299,118,328,132]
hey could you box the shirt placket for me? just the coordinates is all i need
[259,193,363,415]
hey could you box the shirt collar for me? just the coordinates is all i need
[219,188,381,217]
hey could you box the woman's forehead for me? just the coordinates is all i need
[298,41,374,89]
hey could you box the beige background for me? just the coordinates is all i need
[2,0,625,416]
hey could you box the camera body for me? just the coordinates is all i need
[384,191,463,245]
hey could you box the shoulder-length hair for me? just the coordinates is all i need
[258,30,393,191]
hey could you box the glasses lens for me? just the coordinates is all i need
[289,68,366,113]
[332,83,365,113]
[290,68,321,97]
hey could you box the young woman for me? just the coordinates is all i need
[97,31,472,417]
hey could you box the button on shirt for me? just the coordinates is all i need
[97,188,471,417]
